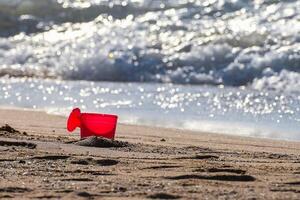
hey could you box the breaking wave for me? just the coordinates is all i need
[0,0,300,92]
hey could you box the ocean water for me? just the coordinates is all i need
[0,0,299,140]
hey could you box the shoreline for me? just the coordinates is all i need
[1,105,299,143]
[0,108,299,199]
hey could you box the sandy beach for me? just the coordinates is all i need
[0,108,299,199]
[1,0,300,199]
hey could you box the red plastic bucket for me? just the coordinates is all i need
[67,108,118,139]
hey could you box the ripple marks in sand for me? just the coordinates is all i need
[147,193,181,199]
[194,168,246,174]
[71,158,119,166]
[0,140,36,149]
[0,187,31,193]
[31,155,70,160]
[167,174,255,182]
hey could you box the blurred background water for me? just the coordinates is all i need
[0,0,299,140]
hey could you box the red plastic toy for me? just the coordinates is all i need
[67,108,118,139]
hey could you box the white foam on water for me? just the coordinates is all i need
[252,70,300,93]
[0,0,299,92]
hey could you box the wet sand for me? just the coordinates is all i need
[0,108,299,199]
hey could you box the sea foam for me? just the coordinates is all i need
[0,0,299,92]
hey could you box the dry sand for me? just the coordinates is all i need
[0,108,299,199]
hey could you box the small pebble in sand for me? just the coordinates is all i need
[19,160,26,164]
[0,124,20,134]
